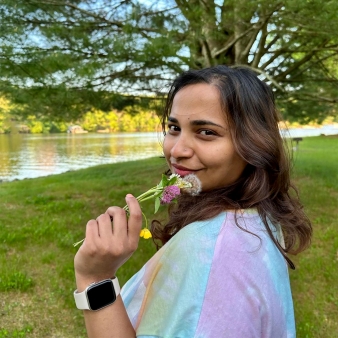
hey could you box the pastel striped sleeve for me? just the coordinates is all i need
[195,212,296,338]
[135,213,226,337]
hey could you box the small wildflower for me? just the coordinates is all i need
[169,174,193,189]
[160,185,180,204]
[180,174,202,196]
[140,228,152,239]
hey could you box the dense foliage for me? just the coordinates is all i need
[0,97,160,133]
[0,0,337,122]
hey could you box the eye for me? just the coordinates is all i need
[199,129,217,136]
[167,124,180,133]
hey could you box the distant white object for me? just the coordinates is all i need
[280,125,338,138]
[67,125,88,134]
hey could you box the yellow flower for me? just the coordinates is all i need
[140,228,152,239]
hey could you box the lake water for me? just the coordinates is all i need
[0,132,164,182]
[0,126,337,182]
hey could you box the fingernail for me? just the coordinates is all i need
[126,194,134,198]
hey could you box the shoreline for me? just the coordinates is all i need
[0,156,164,183]
[1,133,337,183]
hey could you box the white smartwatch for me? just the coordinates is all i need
[74,277,120,311]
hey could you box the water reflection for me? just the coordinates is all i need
[0,133,163,181]
[2,127,337,182]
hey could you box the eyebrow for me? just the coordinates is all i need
[167,116,225,129]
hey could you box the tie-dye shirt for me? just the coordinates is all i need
[121,210,295,338]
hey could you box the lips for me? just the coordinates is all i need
[171,164,199,177]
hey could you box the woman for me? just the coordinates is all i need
[74,65,312,337]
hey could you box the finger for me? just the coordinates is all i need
[105,206,128,238]
[96,213,113,239]
[84,219,100,246]
[125,194,143,244]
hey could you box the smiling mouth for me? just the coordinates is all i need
[171,164,200,176]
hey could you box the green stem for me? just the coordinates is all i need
[135,186,159,200]
[74,187,163,246]
[141,211,148,229]
[123,188,162,211]
[73,238,85,247]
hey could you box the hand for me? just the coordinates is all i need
[74,194,142,289]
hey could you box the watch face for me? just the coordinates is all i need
[87,279,116,311]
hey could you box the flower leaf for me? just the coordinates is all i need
[159,174,169,187]
[168,175,178,185]
[154,196,160,214]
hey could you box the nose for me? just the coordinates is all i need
[169,134,194,159]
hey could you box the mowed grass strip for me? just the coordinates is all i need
[0,136,337,337]
[0,157,166,337]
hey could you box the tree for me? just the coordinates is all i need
[0,0,337,122]
[0,97,12,133]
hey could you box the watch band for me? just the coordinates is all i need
[74,277,120,310]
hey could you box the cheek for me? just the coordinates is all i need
[226,153,247,178]
[212,149,245,174]
[163,136,171,159]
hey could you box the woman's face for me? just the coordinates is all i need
[163,83,247,192]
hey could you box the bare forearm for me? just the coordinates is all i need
[83,296,135,338]
[74,197,142,337]
[75,274,135,338]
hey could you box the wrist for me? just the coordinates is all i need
[75,272,117,293]
[74,276,121,311]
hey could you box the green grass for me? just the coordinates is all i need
[0,326,33,338]
[0,136,337,337]
[0,272,33,292]
[289,136,338,337]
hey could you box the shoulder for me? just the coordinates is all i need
[204,209,288,277]
[158,209,284,265]
[165,211,227,251]
[167,208,281,257]
[153,209,289,292]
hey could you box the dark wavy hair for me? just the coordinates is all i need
[151,65,312,269]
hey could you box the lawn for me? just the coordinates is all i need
[0,136,337,337]
[288,136,338,337]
